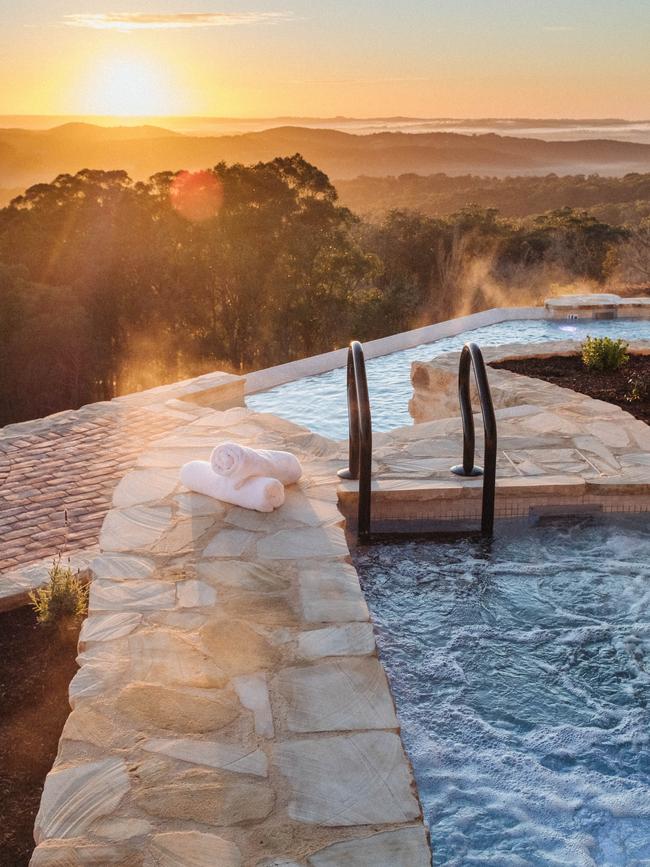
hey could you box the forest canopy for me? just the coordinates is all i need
[0,155,647,427]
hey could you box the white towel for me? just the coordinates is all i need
[210,442,302,489]
[180,461,285,512]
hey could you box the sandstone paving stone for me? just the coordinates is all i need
[112,468,180,508]
[143,737,268,776]
[99,505,173,552]
[308,826,432,867]
[200,618,280,674]
[91,817,152,841]
[128,629,228,688]
[298,563,369,623]
[152,516,216,556]
[222,590,299,625]
[137,776,275,825]
[274,732,422,825]
[203,528,257,558]
[138,446,213,468]
[115,682,240,732]
[34,758,130,842]
[90,578,176,612]
[79,612,142,648]
[296,623,375,659]
[144,831,242,867]
[176,578,218,608]
[586,421,631,448]
[276,491,343,527]
[60,706,132,751]
[91,553,155,580]
[257,526,348,560]
[276,658,398,732]
[174,491,228,518]
[30,840,143,866]
[69,664,115,707]
[149,609,208,630]
[197,559,292,592]
[232,673,275,738]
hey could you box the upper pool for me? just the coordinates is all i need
[247,318,650,439]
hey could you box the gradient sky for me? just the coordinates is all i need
[1,0,649,118]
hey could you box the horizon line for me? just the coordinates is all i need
[1,113,650,124]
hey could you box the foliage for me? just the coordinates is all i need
[0,157,642,427]
[581,336,630,373]
[29,557,89,625]
[337,171,650,225]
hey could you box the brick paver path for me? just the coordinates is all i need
[0,404,187,573]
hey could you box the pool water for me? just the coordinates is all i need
[247,318,650,439]
[354,516,650,867]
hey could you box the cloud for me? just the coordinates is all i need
[63,11,292,31]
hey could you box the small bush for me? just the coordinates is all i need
[581,336,630,373]
[29,557,88,625]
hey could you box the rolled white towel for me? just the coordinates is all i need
[210,442,302,489]
[180,461,285,512]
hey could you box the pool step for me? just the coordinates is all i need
[337,474,650,530]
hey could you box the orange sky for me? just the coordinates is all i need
[2,2,650,118]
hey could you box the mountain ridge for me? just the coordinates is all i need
[3,122,650,192]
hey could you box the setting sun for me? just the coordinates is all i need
[76,55,186,116]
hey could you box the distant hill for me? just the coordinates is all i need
[3,122,650,193]
[336,172,650,224]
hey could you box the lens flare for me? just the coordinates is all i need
[170,171,224,222]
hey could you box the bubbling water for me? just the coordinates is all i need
[355,516,650,866]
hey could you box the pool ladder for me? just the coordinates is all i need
[339,340,497,542]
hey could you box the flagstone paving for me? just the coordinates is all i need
[30,407,432,866]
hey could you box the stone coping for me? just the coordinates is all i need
[545,292,650,318]
[30,407,432,867]
[384,340,650,526]
[244,306,544,394]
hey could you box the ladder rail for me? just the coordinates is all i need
[338,341,372,542]
[451,342,497,536]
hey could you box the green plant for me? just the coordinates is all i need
[581,336,630,373]
[29,557,88,625]
[626,373,648,403]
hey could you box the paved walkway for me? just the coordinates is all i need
[31,407,431,867]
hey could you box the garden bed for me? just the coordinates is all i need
[491,353,650,424]
[0,606,80,866]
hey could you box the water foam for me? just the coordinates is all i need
[355,516,650,866]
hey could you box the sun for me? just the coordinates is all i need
[78,55,185,117]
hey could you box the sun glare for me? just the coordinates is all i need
[78,56,184,116]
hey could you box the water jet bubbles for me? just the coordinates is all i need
[170,170,224,222]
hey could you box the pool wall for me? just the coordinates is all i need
[245,293,649,397]
[410,338,650,423]
[245,306,545,394]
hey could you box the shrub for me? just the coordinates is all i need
[581,336,630,373]
[29,557,88,625]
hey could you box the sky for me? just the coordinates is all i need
[1,0,649,119]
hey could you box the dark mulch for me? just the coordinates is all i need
[491,354,650,425]
[0,606,80,866]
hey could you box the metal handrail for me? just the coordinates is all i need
[451,343,497,536]
[338,341,372,542]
